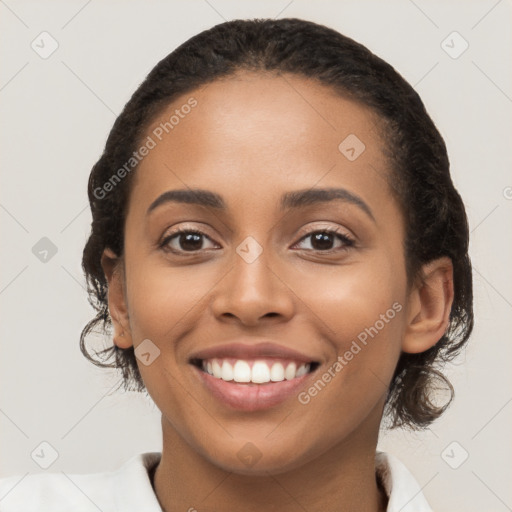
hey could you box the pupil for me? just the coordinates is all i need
[313,232,333,250]
[181,233,202,251]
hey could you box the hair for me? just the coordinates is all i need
[80,17,473,430]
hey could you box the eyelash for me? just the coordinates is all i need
[158,227,355,256]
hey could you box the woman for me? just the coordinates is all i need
[0,17,473,512]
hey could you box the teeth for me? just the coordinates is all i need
[251,361,270,383]
[270,362,285,382]
[221,360,234,381]
[201,359,311,384]
[284,362,296,380]
[233,360,251,383]
[212,360,222,378]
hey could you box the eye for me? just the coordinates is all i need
[292,228,355,253]
[159,227,355,256]
[159,229,219,254]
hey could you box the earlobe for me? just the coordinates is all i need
[100,247,133,349]
[402,256,454,354]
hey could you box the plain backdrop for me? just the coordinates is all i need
[1,1,511,511]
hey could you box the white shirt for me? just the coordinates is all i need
[0,451,433,511]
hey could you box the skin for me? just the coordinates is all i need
[101,71,454,512]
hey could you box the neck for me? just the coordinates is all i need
[153,410,387,512]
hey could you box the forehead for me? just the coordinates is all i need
[128,71,392,218]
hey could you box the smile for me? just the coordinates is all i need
[190,357,320,411]
[196,357,318,384]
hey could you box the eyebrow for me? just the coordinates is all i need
[147,187,375,221]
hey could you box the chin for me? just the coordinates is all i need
[198,438,317,476]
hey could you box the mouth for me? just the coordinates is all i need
[190,357,320,384]
[189,357,321,411]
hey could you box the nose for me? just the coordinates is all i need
[211,240,295,327]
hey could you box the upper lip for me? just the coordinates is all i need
[188,341,320,364]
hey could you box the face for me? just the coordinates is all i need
[112,71,412,474]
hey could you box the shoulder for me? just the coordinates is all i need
[376,451,434,512]
[0,452,162,512]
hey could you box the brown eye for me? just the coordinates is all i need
[293,229,355,253]
[160,230,219,253]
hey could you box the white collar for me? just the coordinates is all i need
[0,451,433,511]
[375,451,434,512]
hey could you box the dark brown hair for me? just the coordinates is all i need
[80,18,473,429]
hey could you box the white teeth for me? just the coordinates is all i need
[212,360,222,379]
[233,360,252,382]
[284,362,297,380]
[201,359,311,384]
[251,361,270,383]
[221,360,234,381]
[270,362,285,382]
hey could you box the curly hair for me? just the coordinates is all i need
[80,17,473,429]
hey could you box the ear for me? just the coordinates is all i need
[100,247,133,349]
[402,256,454,354]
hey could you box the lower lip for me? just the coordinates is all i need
[191,364,316,411]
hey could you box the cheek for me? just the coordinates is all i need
[123,260,217,417]
[291,264,405,430]
[292,256,406,396]
[295,256,405,339]
[125,260,215,341]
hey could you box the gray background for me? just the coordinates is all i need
[1,1,511,511]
